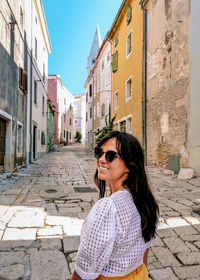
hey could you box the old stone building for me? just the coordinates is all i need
[0,0,51,173]
[0,0,28,173]
[141,0,200,174]
[48,75,74,146]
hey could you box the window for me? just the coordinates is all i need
[86,112,88,122]
[69,103,72,110]
[70,118,72,125]
[17,124,23,154]
[41,131,45,145]
[64,130,66,138]
[69,132,71,139]
[114,123,119,131]
[126,5,132,25]
[101,104,105,117]
[19,67,23,90]
[126,31,132,57]
[43,63,45,83]
[19,67,27,93]
[127,117,132,131]
[126,76,132,100]
[92,58,96,64]
[64,98,66,105]
[89,84,92,97]
[42,96,45,115]
[120,121,126,132]
[115,33,119,47]
[86,92,88,102]
[34,81,37,104]
[102,60,104,70]
[64,114,66,123]
[112,51,118,72]
[35,37,37,60]
[90,107,92,118]
[97,103,100,118]
[114,91,118,110]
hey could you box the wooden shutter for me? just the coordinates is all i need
[19,67,23,90]
[23,71,28,93]
[126,5,132,25]
[112,51,118,73]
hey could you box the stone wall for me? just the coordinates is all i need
[145,0,190,169]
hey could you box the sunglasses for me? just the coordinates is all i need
[94,147,119,162]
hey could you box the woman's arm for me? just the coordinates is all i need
[71,270,83,280]
[143,248,149,267]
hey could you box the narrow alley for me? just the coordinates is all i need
[0,145,200,280]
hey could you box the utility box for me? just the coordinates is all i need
[168,155,180,174]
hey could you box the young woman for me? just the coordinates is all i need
[72,131,159,280]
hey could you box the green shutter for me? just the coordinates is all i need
[112,51,118,73]
[126,5,132,25]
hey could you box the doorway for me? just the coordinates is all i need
[0,118,6,173]
[33,125,37,159]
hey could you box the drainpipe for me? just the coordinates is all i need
[29,0,33,163]
[140,2,147,164]
[91,74,94,149]
[108,39,113,122]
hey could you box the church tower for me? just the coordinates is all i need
[87,25,102,76]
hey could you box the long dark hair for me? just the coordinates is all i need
[94,131,159,242]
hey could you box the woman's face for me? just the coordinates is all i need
[97,138,129,187]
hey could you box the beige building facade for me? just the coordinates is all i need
[141,0,200,174]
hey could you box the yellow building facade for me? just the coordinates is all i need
[108,0,143,142]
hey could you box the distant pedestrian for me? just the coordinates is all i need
[72,131,159,280]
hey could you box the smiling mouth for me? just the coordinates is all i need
[99,165,108,171]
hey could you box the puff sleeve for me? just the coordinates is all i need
[75,197,118,280]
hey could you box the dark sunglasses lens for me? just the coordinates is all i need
[105,151,117,162]
[94,147,103,159]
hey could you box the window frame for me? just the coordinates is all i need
[125,75,132,102]
[34,80,37,104]
[126,117,132,132]
[114,90,119,110]
[17,121,23,155]
[42,96,45,115]
[126,30,132,58]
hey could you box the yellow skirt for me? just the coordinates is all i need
[97,263,148,280]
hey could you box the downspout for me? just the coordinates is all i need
[108,39,113,122]
[140,2,147,164]
[92,74,94,149]
[29,0,33,163]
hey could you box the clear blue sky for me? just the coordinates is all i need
[43,0,122,95]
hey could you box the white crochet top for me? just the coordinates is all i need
[75,189,151,279]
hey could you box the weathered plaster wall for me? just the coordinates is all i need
[0,0,27,172]
[145,0,190,169]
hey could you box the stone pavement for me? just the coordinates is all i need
[0,145,199,280]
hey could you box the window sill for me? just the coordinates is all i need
[125,96,132,102]
[126,51,132,59]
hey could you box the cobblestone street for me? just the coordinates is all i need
[0,145,199,280]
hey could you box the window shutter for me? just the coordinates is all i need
[19,67,23,90]
[23,71,28,93]
[112,51,118,73]
[126,5,132,25]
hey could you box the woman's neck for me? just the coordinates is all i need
[109,184,125,194]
